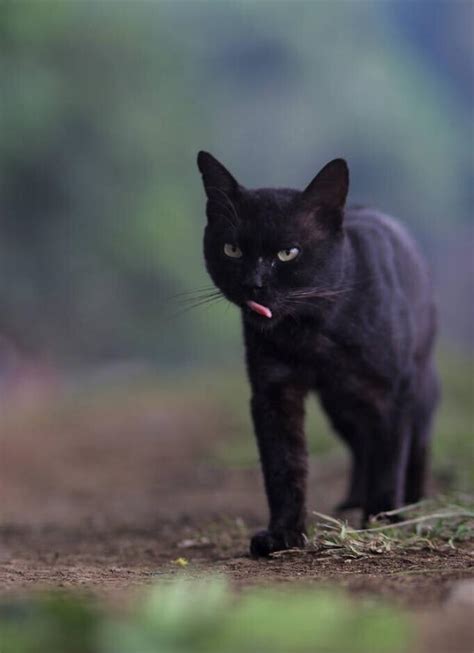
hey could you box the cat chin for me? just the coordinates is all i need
[242,307,282,330]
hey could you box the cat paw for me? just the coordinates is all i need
[250,529,306,558]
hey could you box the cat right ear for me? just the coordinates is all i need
[197,151,239,200]
[302,159,349,211]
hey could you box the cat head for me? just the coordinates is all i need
[197,151,349,328]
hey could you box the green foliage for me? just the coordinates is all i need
[433,350,474,491]
[220,589,408,653]
[0,1,472,362]
[0,578,412,653]
[212,370,335,468]
[0,593,100,653]
[209,351,473,495]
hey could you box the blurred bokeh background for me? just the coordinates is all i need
[0,1,472,491]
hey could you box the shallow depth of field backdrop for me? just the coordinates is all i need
[0,2,473,652]
[1,1,473,365]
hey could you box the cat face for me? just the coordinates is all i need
[197,152,349,328]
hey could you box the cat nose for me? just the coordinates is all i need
[243,283,264,296]
[243,274,264,291]
[243,262,266,292]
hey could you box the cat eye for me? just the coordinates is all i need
[224,243,243,258]
[277,247,300,262]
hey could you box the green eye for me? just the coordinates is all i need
[224,243,243,258]
[277,247,300,262]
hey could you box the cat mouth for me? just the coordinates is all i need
[245,300,273,319]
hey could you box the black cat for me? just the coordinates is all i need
[197,151,439,557]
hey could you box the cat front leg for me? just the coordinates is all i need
[249,383,308,557]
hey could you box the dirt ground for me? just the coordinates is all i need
[1,387,473,650]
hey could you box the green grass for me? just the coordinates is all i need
[0,578,412,653]
[59,345,471,490]
[208,367,337,467]
[208,348,473,493]
[432,349,474,491]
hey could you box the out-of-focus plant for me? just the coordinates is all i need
[0,577,412,653]
[0,593,100,653]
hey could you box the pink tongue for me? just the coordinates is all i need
[246,300,272,319]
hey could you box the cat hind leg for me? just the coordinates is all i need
[404,367,440,504]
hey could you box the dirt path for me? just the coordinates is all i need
[1,388,473,649]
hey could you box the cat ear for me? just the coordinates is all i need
[302,158,349,213]
[197,151,239,199]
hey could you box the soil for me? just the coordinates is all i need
[0,386,473,650]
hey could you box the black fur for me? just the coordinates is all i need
[197,151,439,557]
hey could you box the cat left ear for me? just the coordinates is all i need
[302,158,349,213]
[197,151,239,199]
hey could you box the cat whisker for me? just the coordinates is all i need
[288,286,352,300]
[283,305,302,328]
[281,291,343,315]
[165,294,226,321]
[284,299,318,309]
[171,290,223,306]
[288,284,349,295]
[288,277,375,300]
[168,285,217,300]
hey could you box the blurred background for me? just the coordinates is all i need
[0,1,472,492]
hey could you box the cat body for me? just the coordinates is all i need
[197,152,439,557]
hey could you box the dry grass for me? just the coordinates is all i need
[305,495,474,559]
